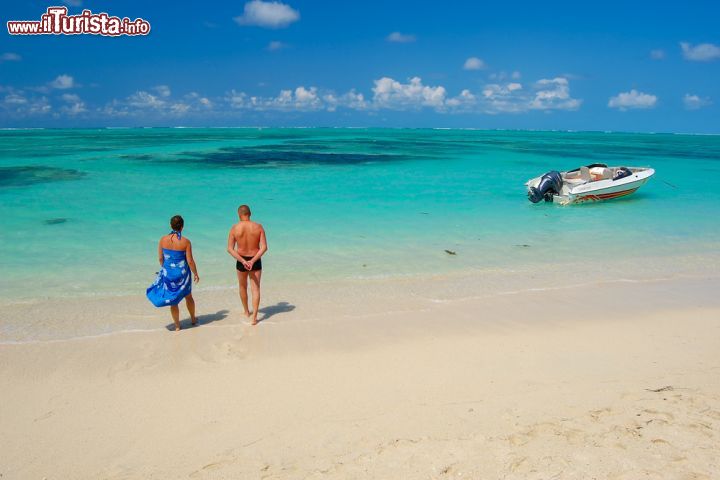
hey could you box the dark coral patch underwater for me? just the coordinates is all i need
[124,146,412,168]
[0,166,87,188]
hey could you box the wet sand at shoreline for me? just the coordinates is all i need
[1,274,719,478]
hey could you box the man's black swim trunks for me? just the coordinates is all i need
[236,255,262,272]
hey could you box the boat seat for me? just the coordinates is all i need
[563,177,586,186]
[580,166,592,181]
[589,166,612,181]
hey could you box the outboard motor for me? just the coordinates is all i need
[613,167,632,181]
[528,170,562,203]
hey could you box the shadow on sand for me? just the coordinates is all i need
[165,309,230,331]
[256,301,296,323]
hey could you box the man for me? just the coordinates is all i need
[227,205,268,325]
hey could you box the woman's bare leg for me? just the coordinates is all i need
[186,293,197,325]
[170,305,181,331]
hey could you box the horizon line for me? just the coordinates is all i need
[1,126,719,136]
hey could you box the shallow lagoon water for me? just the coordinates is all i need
[1,128,719,304]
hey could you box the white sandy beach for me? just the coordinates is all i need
[3,2,720,478]
[1,274,719,479]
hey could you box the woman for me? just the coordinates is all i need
[146,215,200,331]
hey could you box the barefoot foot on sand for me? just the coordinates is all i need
[191,318,197,326]
[243,310,252,318]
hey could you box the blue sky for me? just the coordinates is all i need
[1,0,719,131]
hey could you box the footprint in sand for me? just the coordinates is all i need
[33,410,54,422]
[508,456,529,473]
[610,469,663,480]
[650,437,671,445]
[642,408,675,421]
[194,339,247,363]
[707,410,720,420]
[610,424,643,439]
[216,340,248,360]
[589,407,614,421]
[684,422,714,438]
[506,432,530,446]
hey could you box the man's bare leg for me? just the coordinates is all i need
[237,270,251,317]
[249,270,262,325]
[186,293,197,326]
[170,305,181,331]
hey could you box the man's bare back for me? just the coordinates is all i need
[229,221,264,256]
[226,205,267,325]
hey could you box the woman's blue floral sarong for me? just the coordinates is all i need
[146,248,191,307]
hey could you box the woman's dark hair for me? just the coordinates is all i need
[170,215,184,231]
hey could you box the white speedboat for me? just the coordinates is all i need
[526,164,655,205]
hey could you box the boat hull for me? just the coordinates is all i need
[565,177,649,204]
[573,186,640,202]
[526,166,655,205]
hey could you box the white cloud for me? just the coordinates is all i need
[60,93,86,115]
[445,89,477,109]
[463,57,486,71]
[323,90,368,111]
[530,77,581,111]
[102,89,204,117]
[229,86,325,111]
[1,53,21,62]
[1,88,52,116]
[3,72,585,119]
[226,85,369,112]
[186,92,213,109]
[170,103,190,115]
[60,93,81,103]
[266,41,287,51]
[234,0,300,28]
[266,86,322,110]
[65,103,86,115]
[683,93,711,110]
[386,32,416,43]
[293,86,321,107]
[100,103,129,118]
[680,42,720,62]
[127,91,166,109]
[219,75,579,115]
[227,90,248,109]
[153,85,171,97]
[4,93,28,105]
[372,77,446,110]
[489,71,521,81]
[50,74,75,89]
[482,83,522,97]
[28,97,51,115]
[480,82,527,113]
[650,49,665,60]
[608,89,657,110]
[475,77,581,114]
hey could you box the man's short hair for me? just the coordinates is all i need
[238,204,251,216]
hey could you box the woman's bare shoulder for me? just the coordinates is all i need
[159,234,190,249]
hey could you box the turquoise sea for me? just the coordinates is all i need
[1,128,719,304]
